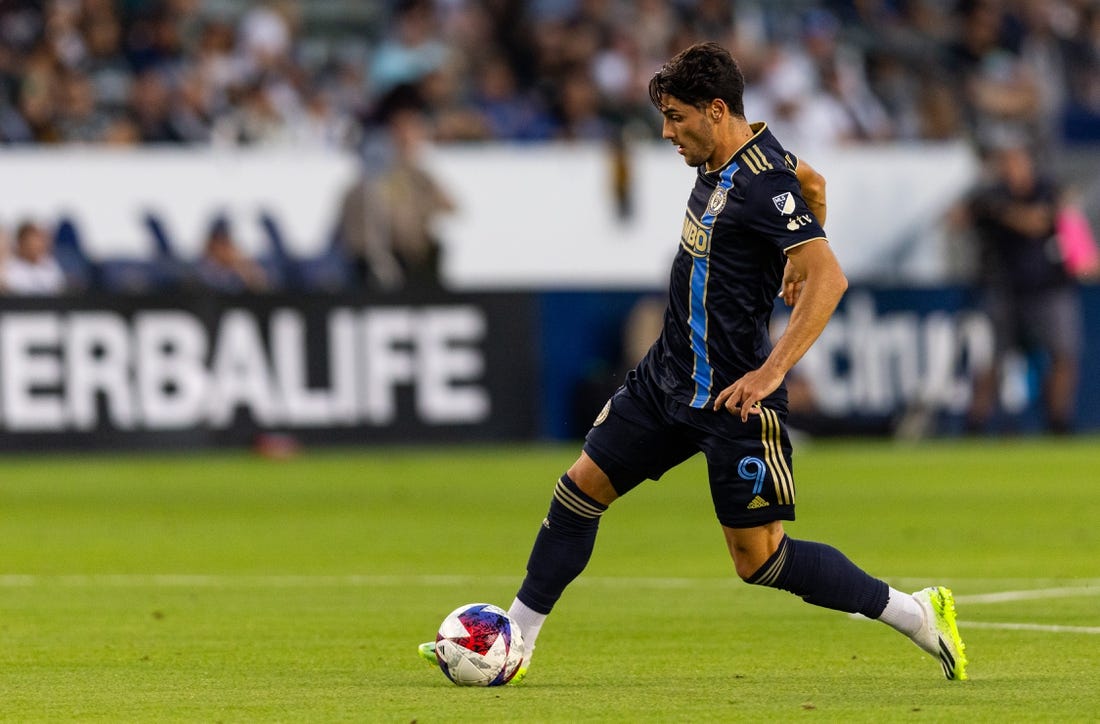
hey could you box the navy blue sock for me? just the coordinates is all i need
[747,535,889,618]
[515,475,608,615]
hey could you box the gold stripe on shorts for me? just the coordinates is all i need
[759,407,795,505]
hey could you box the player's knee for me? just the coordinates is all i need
[566,454,619,507]
[732,547,769,582]
[724,522,785,582]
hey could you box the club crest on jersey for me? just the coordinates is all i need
[593,399,611,426]
[772,192,796,215]
[707,186,728,216]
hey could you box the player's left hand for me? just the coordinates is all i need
[713,366,785,422]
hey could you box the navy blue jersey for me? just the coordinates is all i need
[638,123,827,413]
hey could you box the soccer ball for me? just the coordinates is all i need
[433,603,525,686]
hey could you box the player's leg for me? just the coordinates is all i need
[420,376,690,680]
[505,451,616,655]
[419,452,616,678]
[728,523,966,679]
[508,375,697,665]
[702,406,967,679]
[703,406,897,616]
[724,523,892,618]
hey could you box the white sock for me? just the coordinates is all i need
[877,587,925,637]
[507,598,546,653]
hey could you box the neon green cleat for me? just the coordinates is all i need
[418,641,438,666]
[509,658,530,685]
[910,586,969,680]
[417,641,530,685]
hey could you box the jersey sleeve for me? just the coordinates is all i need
[742,169,826,253]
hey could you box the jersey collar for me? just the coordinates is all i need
[704,121,769,175]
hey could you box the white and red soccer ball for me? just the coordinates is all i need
[433,603,525,686]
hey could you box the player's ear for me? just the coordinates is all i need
[709,100,725,122]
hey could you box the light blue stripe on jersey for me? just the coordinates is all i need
[688,162,739,408]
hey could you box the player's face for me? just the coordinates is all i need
[658,95,716,167]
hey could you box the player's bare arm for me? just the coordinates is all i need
[714,238,847,420]
[782,158,827,307]
[794,158,827,226]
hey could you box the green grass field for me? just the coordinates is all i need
[2,438,1099,722]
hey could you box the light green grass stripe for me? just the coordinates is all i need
[0,573,729,588]
[3,573,1099,594]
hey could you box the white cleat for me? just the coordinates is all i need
[910,586,969,680]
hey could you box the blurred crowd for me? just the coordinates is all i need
[3,0,1100,298]
[1,0,1100,152]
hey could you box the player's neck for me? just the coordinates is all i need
[705,117,756,173]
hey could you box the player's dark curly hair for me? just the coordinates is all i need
[648,41,745,117]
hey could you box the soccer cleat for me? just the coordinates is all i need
[910,586,968,680]
[418,640,531,684]
[418,641,438,667]
[510,653,530,685]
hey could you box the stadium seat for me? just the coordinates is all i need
[260,213,354,293]
[52,218,95,292]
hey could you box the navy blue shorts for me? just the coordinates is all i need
[582,369,795,528]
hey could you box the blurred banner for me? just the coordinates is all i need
[431,141,979,288]
[0,142,978,286]
[0,285,1096,451]
[0,148,358,261]
[0,292,536,450]
[541,285,1100,439]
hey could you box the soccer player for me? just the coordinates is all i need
[420,41,967,683]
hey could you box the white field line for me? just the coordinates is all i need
[4,575,1097,635]
[889,577,1100,588]
[961,621,1100,635]
[954,586,1100,605]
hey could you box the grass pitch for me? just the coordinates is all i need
[2,438,1098,721]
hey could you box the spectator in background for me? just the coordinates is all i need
[127,67,179,143]
[469,53,555,141]
[945,0,1042,147]
[3,0,1100,151]
[962,138,1084,434]
[81,3,131,113]
[237,1,297,79]
[211,77,291,145]
[417,62,488,142]
[554,71,611,141]
[340,83,455,292]
[193,218,272,294]
[370,0,448,96]
[0,220,67,295]
[56,69,112,142]
[167,67,217,143]
[747,8,890,150]
[291,85,359,148]
[123,2,187,75]
[1069,4,1100,109]
[15,40,63,143]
